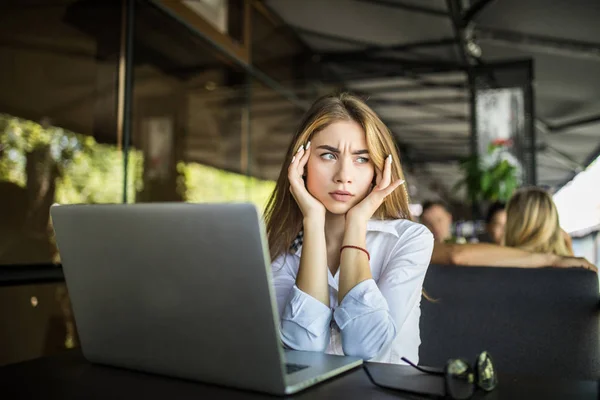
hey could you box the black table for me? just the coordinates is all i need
[2,350,598,399]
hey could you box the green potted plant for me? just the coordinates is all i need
[454,138,521,216]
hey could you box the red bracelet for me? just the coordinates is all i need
[340,245,370,261]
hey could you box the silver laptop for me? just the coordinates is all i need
[50,202,362,395]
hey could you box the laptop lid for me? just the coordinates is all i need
[51,202,287,394]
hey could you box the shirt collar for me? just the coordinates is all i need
[366,219,400,238]
[294,218,399,257]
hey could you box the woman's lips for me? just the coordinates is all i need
[329,192,353,202]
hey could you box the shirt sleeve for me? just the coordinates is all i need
[333,225,434,360]
[271,254,332,352]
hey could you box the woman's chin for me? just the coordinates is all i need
[323,200,353,215]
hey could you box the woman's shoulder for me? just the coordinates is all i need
[271,251,299,274]
[370,219,434,268]
[368,218,433,240]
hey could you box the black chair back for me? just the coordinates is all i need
[420,265,600,379]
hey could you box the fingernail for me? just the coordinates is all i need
[291,156,296,163]
[398,179,405,185]
[297,146,303,153]
[387,154,392,164]
[306,141,311,150]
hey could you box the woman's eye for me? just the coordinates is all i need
[320,153,369,163]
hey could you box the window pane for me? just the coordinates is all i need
[130,1,273,209]
[0,1,122,265]
[0,0,121,365]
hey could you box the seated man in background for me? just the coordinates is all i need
[420,200,465,243]
[431,187,597,272]
[479,202,506,245]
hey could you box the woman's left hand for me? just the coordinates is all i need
[346,154,405,224]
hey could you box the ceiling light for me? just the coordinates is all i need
[466,41,482,58]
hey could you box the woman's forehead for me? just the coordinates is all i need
[312,120,366,145]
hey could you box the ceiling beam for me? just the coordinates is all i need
[321,54,465,73]
[386,116,468,125]
[367,96,468,106]
[536,161,576,172]
[475,27,600,62]
[352,87,469,121]
[446,0,474,66]
[289,26,469,89]
[290,25,374,48]
[352,0,449,18]
[316,38,458,60]
[391,128,469,136]
[315,69,463,82]
[547,113,600,132]
[462,0,497,26]
[537,146,583,173]
[351,82,466,94]
[555,140,600,190]
[399,135,470,141]
[410,154,464,164]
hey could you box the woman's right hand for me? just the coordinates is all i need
[553,255,598,272]
[288,142,326,221]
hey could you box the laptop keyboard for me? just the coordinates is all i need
[285,363,309,374]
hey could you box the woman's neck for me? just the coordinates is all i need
[324,212,347,247]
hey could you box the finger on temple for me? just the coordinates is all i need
[301,147,310,163]
[382,158,392,186]
[297,150,309,175]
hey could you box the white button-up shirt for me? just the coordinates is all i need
[271,218,434,363]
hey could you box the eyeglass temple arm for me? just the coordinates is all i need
[400,357,444,376]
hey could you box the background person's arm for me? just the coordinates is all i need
[432,242,597,272]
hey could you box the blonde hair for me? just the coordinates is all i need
[504,187,572,256]
[263,93,412,261]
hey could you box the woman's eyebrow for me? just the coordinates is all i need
[316,145,369,155]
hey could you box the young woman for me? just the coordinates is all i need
[504,187,573,256]
[263,93,434,363]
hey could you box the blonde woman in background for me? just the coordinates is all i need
[264,93,434,363]
[504,187,573,256]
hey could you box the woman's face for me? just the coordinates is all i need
[487,209,507,245]
[304,120,375,215]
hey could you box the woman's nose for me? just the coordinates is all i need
[334,159,352,183]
